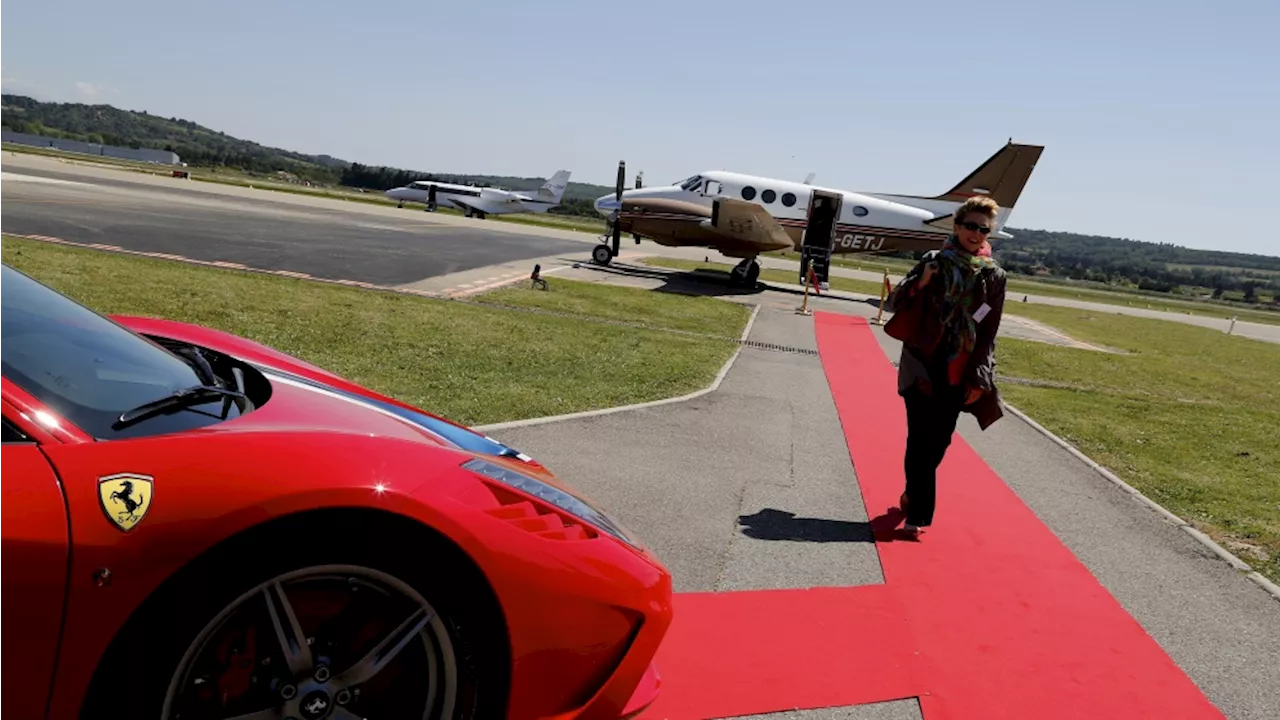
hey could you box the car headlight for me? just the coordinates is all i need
[462,458,634,547]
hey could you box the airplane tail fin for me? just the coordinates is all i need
[872,141,1044,234]
[932,140,1044,210]
[536,170,571,202]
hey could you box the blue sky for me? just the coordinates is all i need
[4,0,1277,256]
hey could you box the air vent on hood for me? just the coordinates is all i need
[485,492,598,542]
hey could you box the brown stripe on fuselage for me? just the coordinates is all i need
[619,210,947,257]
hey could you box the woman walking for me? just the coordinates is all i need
[885,195,1008,536]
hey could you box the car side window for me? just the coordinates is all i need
[2,417,32,443]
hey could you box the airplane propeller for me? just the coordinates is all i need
[632,171,643,242]
[595,160,643,265]
[611,160,624,257]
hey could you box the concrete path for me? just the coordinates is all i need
[483,289,1280,719]
[489,304,886,594]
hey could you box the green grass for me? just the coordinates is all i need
[473,277,751,336]
[994,303,1280,583]
[1,236,749,427]
[640,256,887,297]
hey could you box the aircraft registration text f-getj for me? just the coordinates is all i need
[592,141,1044,286]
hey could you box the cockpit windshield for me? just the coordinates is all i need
[678,175,703,192]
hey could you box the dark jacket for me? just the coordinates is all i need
[885,249,1007,430]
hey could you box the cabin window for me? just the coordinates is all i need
[741,186,757,201]
[761,189,777,204]
[781,192,796,207]
[703,181,723,196]
[852,205,869,216]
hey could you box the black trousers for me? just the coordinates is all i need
[902,383,966,526]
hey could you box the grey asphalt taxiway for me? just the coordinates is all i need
[1,157,590,287]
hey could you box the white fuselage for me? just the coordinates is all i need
[596,170,1012,251]
[387,176,567,216]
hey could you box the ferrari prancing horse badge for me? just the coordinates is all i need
[98,474,154,532]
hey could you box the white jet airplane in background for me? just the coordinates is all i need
[386,170,572,219]
[592,141,1043,285]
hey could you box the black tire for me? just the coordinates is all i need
[746,261,760,285]
[592,244,614,266]
[81,510,509,719]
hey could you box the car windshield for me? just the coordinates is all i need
[1,264,213,439]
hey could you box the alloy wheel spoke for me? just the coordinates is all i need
[263,581,313,677]
[333,606,433,688]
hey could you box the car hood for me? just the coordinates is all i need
[110,315,561,482]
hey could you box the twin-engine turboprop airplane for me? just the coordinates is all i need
[592,141,1043,285]
[387,170,571,219]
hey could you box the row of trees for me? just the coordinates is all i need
[993,229,1279,297]
[2,93,346,184]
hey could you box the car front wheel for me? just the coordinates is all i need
[82,514,507,719]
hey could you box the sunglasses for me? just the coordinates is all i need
[960,221,992,235]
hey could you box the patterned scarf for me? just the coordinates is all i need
[936,234,998,362]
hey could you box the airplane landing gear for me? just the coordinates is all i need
[592,244,614,266]
[730,258,760,287]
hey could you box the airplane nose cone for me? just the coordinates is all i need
[595,195,621,217]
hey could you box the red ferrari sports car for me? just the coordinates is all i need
[1,263,673,720]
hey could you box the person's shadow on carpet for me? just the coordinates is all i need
[737,508,874,543]
[869,506,923,542]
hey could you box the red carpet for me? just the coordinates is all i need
[638,312,1224,719]
[810,311,1223,719]
[641,586,923,719]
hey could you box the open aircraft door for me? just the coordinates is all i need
[800,190,841,289]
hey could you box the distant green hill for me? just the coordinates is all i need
[0,93,615,212]
[2,93,348,179]
[3,93,1275,304]
[994,228,1278,301]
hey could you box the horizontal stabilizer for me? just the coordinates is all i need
[925,213,953,231]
